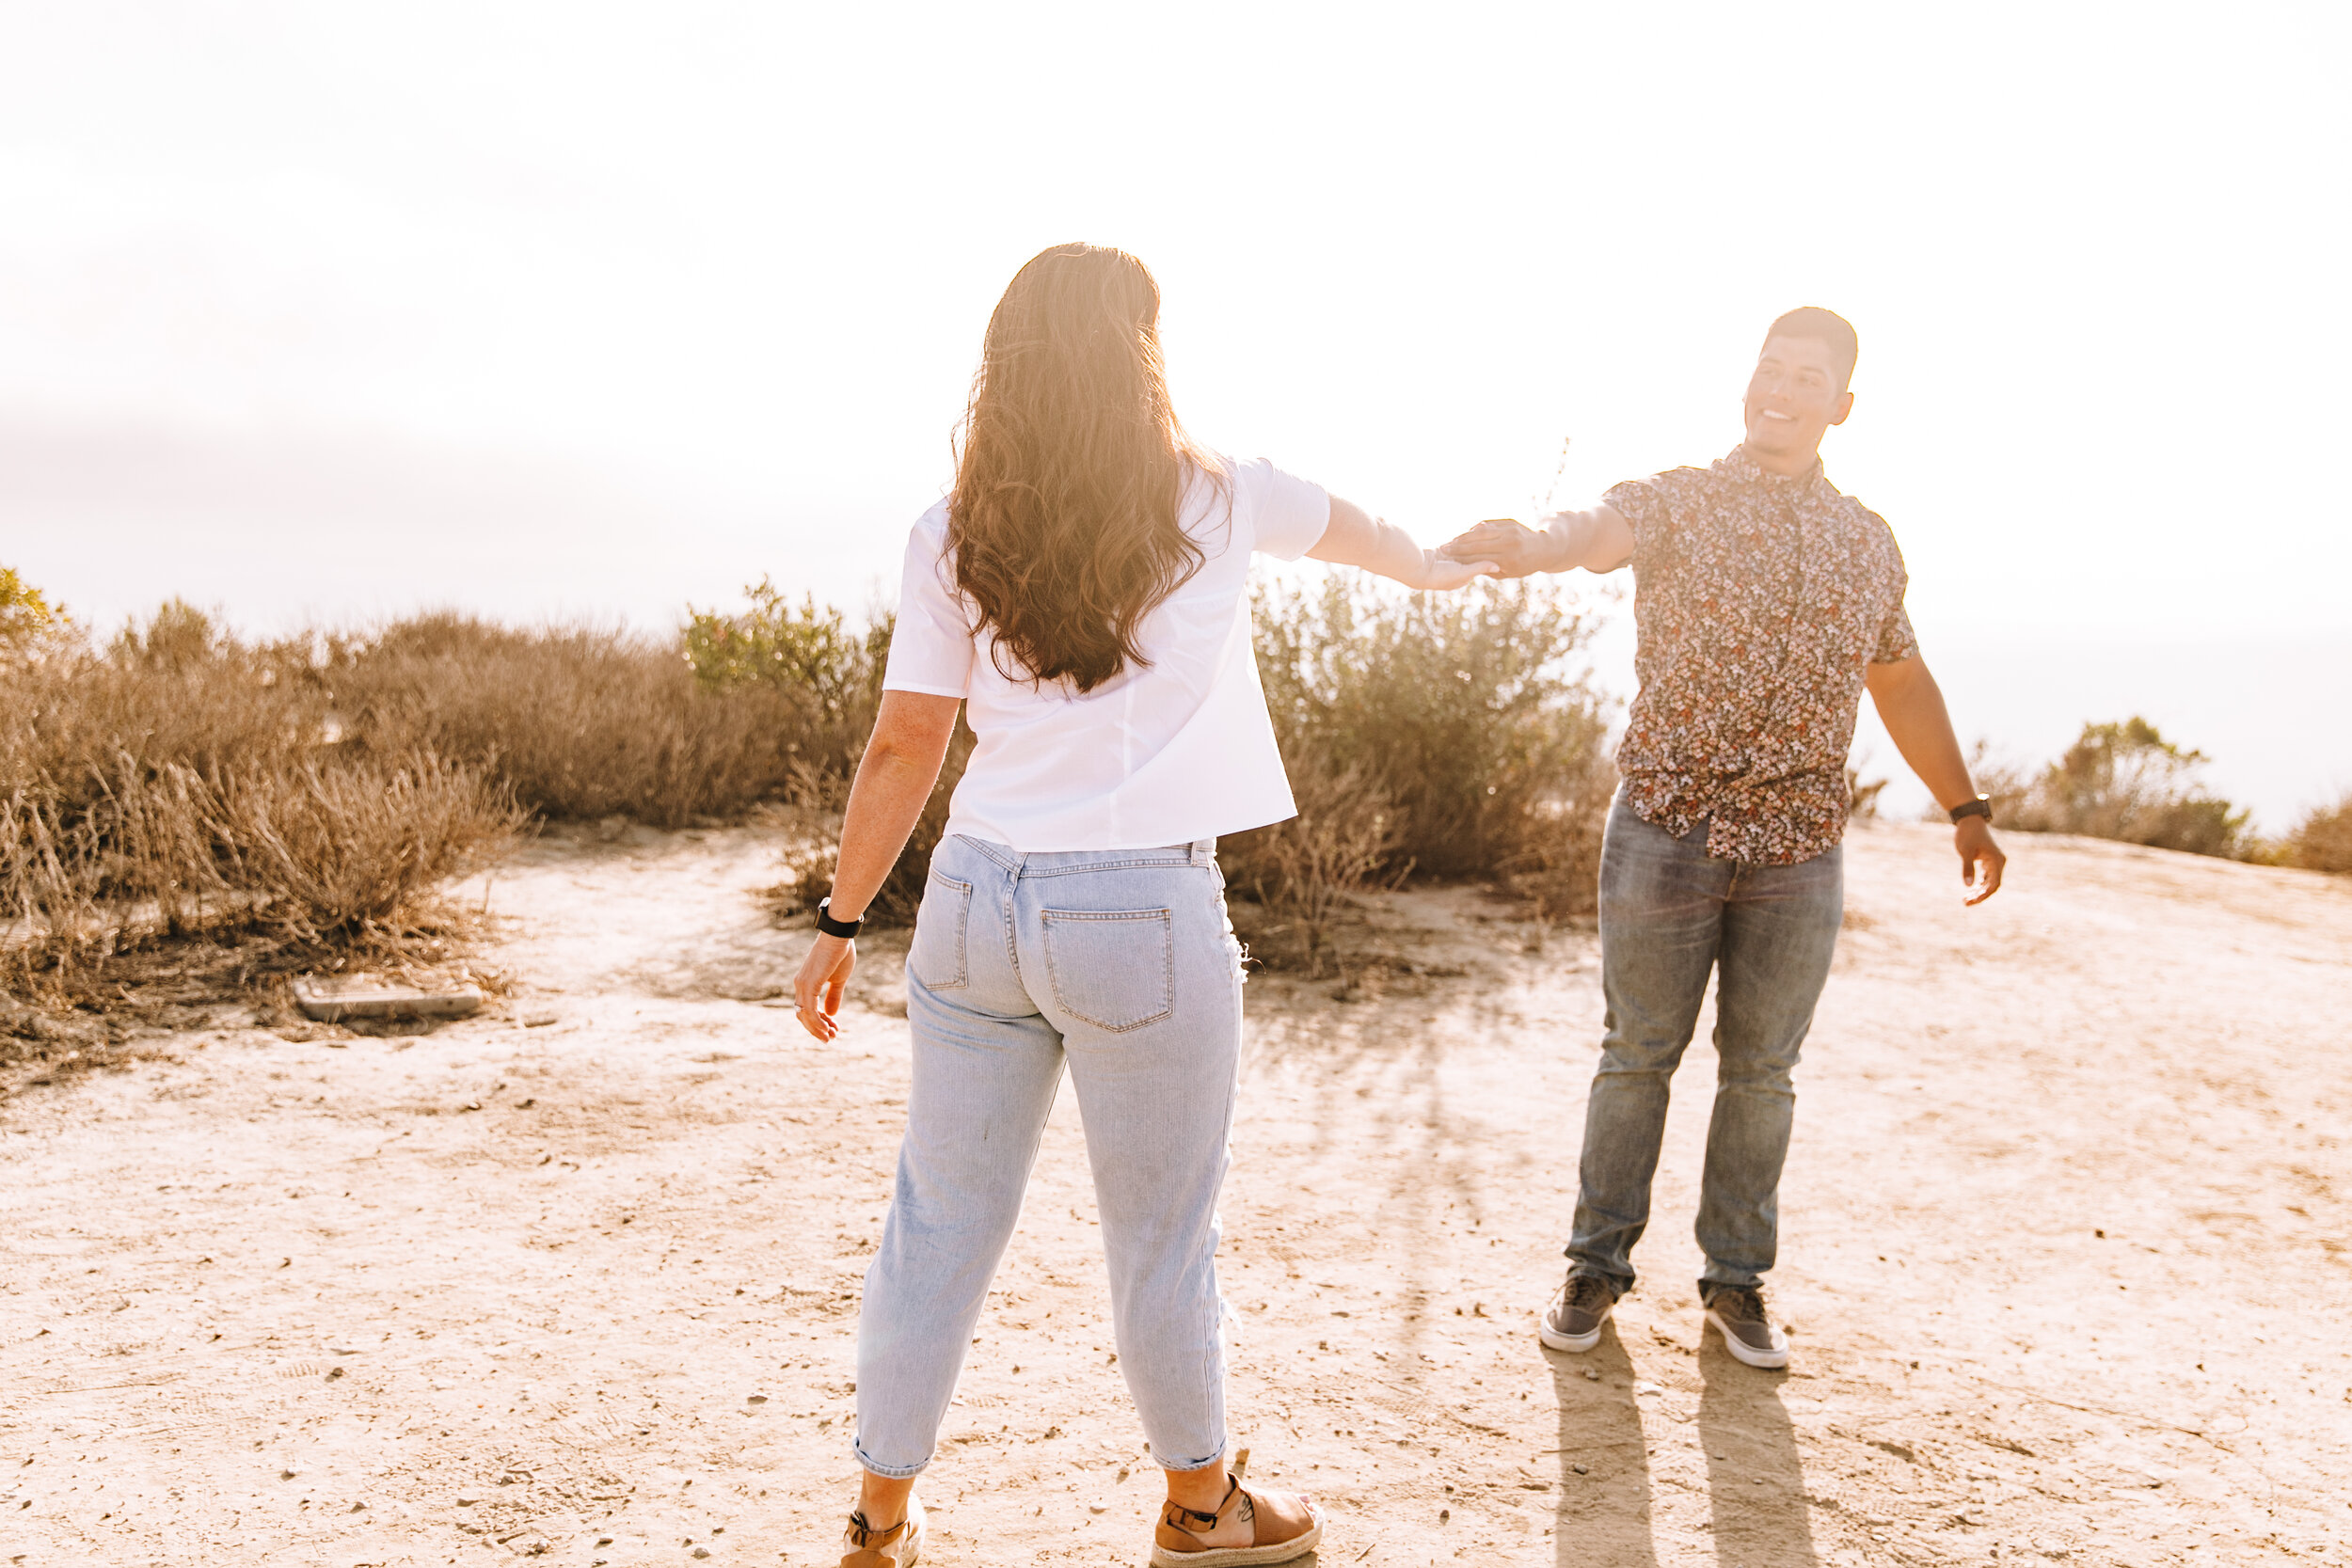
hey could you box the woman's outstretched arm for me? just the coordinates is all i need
[792,689,961,1040]
[1309,496,1497,590]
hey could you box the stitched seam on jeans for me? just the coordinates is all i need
[1019,856,1192,877]
[955,834,1020,871]
[1039,909,1172,922]
[911,874,972,990]
[1198,987,1242,1453]
[1001,872,1023,988]
[1040,908,1172,1033]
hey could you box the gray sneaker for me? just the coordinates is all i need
[1701,1285,1790,1370]
[1537,1273,1619,1353]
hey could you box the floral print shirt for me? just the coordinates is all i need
[1602,445,1919,865]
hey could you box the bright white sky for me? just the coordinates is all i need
[1,3,2345,824]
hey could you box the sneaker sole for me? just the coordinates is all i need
[1702,1307,1789,1370]
[1147,1516,1323,1567]
[1535,1299,1612,1354]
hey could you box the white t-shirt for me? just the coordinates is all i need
[881,456,1330,851]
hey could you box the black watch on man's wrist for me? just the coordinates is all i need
[815,897,864,939]
[1948,796,1993,825]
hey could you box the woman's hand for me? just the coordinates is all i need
[1408,547,1500,592]
[788,690,960,1043]
[1307,496,1497,591]
[794,932,856,1041]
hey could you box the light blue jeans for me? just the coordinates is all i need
[852,833,1246,1480]
[1567,798,1845,1295]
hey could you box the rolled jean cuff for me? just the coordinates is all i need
[1561,1246,1635,1288]
[1150,1439,1231,1474]
[1698,1266,1764,1294]
[851,1441,930,1481]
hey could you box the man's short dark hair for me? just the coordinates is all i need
[1763,307,1858,389]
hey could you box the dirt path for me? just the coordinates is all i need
[5,820,2350,1567]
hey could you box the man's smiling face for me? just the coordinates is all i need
[1743,334,1853,469]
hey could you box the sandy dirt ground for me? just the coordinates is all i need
[5,818,2350,1568]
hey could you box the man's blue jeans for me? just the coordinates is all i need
[1567,797,1845,1295]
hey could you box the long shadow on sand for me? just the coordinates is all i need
[1546,1326,1658,1568]
[1546,1326,1819,1566]
[1695,1333,1818,1565]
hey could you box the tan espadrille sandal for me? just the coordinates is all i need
[838,1496,924,1568]
[1149,1449,1322,1567]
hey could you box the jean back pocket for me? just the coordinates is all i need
[908,871,973,990]
[1041,908,1173,1033]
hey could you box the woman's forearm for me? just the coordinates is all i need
[825,692,960,920]
[1307,497,1486,590]
[1348,515,1437,586]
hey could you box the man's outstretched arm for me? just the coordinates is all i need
[1438,507,1635,578]
[1865,655,2007,905]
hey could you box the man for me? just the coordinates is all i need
[1441,308,2004,1370]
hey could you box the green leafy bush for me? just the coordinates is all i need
[0,565,73,665]
[1996,718,2250,859]
[1226,574,1615,962]
[712,573,1616,942]
[685,580,972,923]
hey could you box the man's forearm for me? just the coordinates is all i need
[1867,658,1977,809]
[1868,655,2009,902]
[1537,507,1633,574]
[1536,513,1588,573]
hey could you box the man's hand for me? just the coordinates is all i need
[1957,816,2006,906]
[794,931,855,1040]
[1439,517,1554,579]
[1866,655,2013,909]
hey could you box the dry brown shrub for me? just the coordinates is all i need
[2288,791,2352,875]
[1218,752,1404,976]
[1492,743,1618,924]
[2,606,519,1016]
[203,753,521,939]
[328,614,804,827]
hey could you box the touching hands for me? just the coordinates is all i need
[1304,497,1496,591]
[1409,548,1501,592]
[1956,817,2006,905]
[1439,517,1556,579]
[794,931,855,1040]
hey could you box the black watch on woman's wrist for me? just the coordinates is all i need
[1948,796,1993,825]
[815,897,864,939]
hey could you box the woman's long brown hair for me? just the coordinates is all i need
[948,243,1220,691]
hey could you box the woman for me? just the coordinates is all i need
[795,243,1493,1568]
